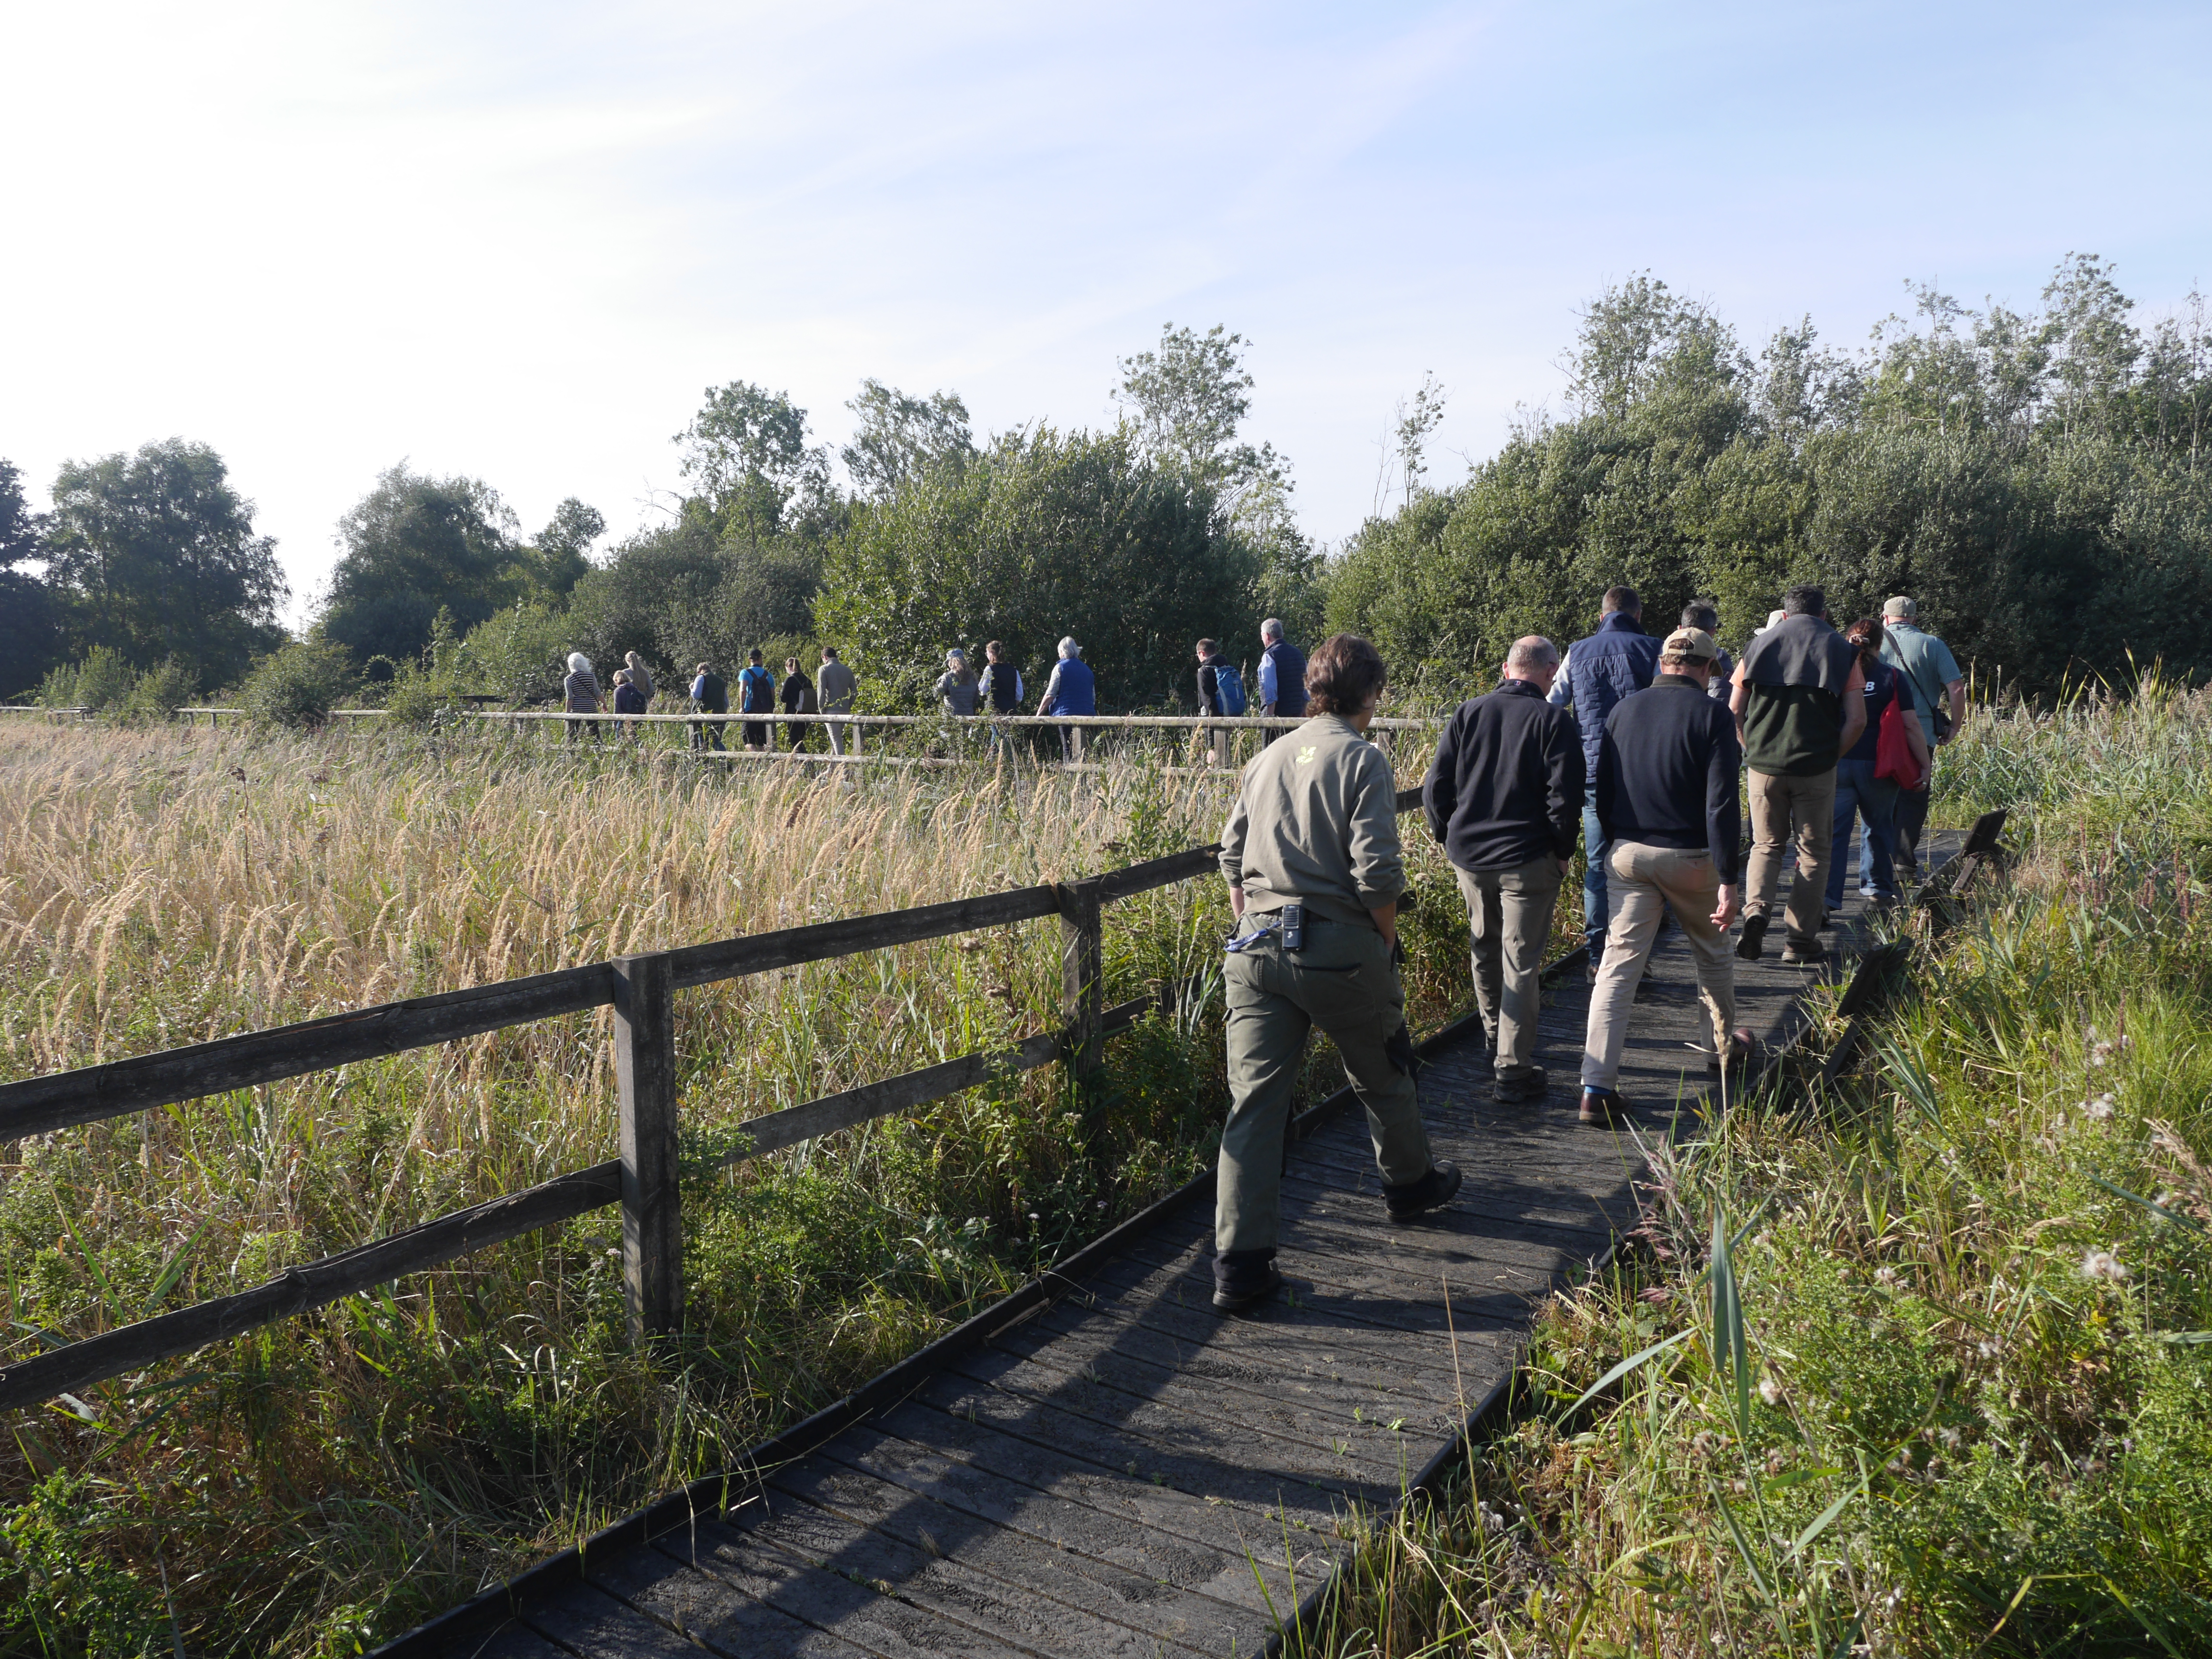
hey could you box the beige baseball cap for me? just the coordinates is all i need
[1661,626,1719,662]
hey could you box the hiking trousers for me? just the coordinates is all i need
[1582,842,1736,1090]
[1218,915,1432,1255]
[1745,768,1837,949]
[1454,856,1561,1079]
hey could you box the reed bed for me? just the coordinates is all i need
[1306,684,2212,1658]
[0,717,1518,1656]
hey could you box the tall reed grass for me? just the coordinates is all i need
[1303,685,2212,1658]
[0,717,1517,1656]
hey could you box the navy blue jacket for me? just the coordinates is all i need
[1423,678,1584,870]
[1260,640,1307,717]
[1550,612,1660,777]
[1595,675,1743,879]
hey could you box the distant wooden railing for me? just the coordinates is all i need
[0,789,1425,1413]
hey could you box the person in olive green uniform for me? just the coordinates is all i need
[1213,634,1461,1311]
[1728,584,1865,964]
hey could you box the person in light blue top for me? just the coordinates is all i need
[1035,637,1095,761]
[1256,618,1307,722]
[1878,596,1966,878]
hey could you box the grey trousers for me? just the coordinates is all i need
[1217,916,1432,1255]
[1454,856,1562,1077]
[1745,768,1837,948]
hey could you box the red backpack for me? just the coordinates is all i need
[1875,681,1923,791]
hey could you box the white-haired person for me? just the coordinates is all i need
[935,648,981,717]
[563,652,602,742]
[623,650,656,708]
[1034,637,1095,762]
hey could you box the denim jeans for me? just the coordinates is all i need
[1827,757,1900,906]
[1581,794,1608,950]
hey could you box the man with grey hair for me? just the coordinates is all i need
[1257,618,1307,721]
[1423,635,1583,1102]
[1035,636,1096,761]
[1878,596,1965,878]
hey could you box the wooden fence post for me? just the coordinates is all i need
[1058,878,1105,1077]
[1209,723,1229,769]
[613,952,682,1340]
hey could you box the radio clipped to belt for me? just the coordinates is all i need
[1225,902,1304,956]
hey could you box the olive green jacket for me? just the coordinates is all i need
[1217,715,1404,929]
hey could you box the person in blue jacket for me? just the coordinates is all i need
[1257,619,1307,731]
[735,649,779,752]
[1035,637,1095,762]
[1548,587,1661,976]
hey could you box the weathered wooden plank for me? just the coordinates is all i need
[0,963,616,1140]
[1058,879,1105,1077]
[661,1517,1039,1659]
[881,1384,1363,1533]
[814,1416,1300,1610]
[740,1472,1236,1658]
[518,1575,739,1658]
[719,994,1153,1165]
[585,1545,870,1659]
[0,1160,621,1413]
[456,1623,574,1659]
[942,1342,1428,1491]
[1091,846,1218,902]
[665,886,1061,989]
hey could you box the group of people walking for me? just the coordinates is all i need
[561,647,861,754]
[1204,591,1966,1312]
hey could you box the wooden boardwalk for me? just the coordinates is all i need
[400,872,1903,1659]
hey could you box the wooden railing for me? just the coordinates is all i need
[0,788,1426,1413]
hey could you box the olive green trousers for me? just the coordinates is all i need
[1217,915,1433,1255]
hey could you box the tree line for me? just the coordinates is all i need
[1328,256,2212,701]
[9,257,2209,713]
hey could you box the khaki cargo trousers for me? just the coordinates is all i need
[1454,855,1562,1080]
[1217,914,1433,1256]
[1745,767,1838,949]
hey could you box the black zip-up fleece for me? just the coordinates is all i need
[1422,678,1584,871]
[1596,674,1744,878]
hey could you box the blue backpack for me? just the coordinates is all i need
[1214,662,1248,716]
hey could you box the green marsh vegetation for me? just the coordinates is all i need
[1310,679,2212,1657]
[0,715,1500,1656]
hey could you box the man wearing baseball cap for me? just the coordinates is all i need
[1878,596,1965,879]
[1578,625,1754,1125]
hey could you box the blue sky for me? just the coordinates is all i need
[4,1,2207,624]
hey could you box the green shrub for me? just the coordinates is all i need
[240,641,357,729]
[37,646,135,713]
[123,656,200,720]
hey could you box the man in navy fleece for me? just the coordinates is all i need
[1578,626,1753,1126]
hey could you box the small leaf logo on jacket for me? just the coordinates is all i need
[1296,745,1317,764]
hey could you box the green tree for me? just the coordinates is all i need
[841,380,974,499]
[41,438,286,692]
[817,425,1260,709]
[1113,323,1290,515]
[320,465,518,666]
[675,382,830,541]
[520,497,606,597]
[0,458,63,697]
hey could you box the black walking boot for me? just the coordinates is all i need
[1384,1161,1462,1223]
[1734,915,1768,961]
[1211,1249,1282,1312]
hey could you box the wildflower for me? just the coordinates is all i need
[1691,1430,1719,1455]
[1874,1265,1900,1287]
[1758,1373,1784,1407]
[2080,1248,2128,1283]
[1939,1427,1964,1449]
[1976,1338,2002,1359]
[2083,1094,2116,1121]
[2090,1042,2113,1068]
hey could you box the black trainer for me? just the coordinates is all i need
[1211,1250,1282,1312]
[1780,938,1827,966]
[1383,1161,1461,1223]
[1734,915,1768,961]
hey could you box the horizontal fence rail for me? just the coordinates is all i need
[0,787,1429,1414]
[155,706,1441,731]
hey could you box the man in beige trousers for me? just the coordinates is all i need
[1729,585,1863,967]
[1580,627,1755,1124]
